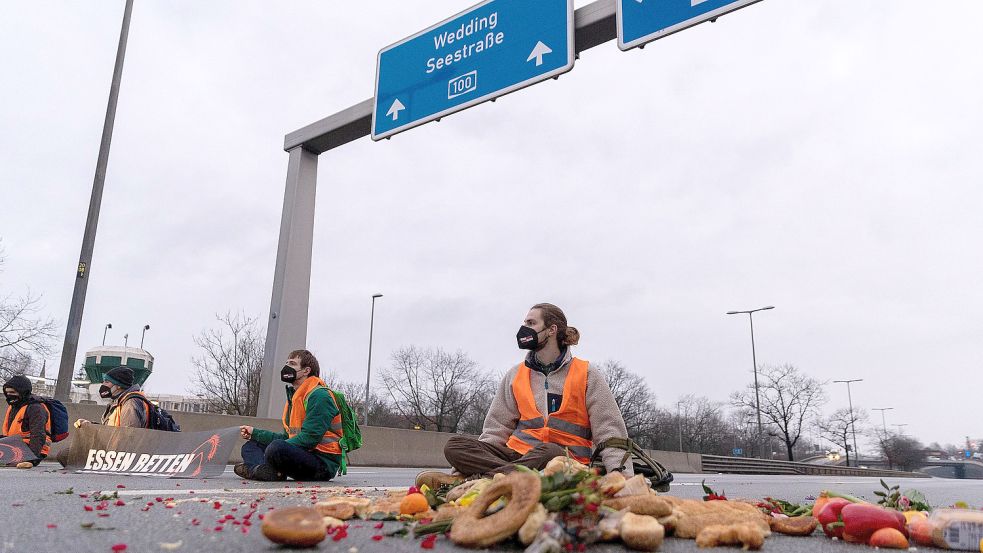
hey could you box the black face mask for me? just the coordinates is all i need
[99,384,114,399]
[516,325,547,351]
[4,394,19,405]
[280,365,297,383]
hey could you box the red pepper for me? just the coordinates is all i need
[817,498,852,539]
[840,503,907,543]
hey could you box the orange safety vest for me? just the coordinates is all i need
[105,391,151,428]
[282,377,344,456]
[2,402,52,457]
[506,357,594,464]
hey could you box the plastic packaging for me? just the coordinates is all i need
[927,509,983,550]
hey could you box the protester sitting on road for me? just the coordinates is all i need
[73,366,150,429]
[416,303,633,489]
[236,349,343,482]
[2,375,50,468]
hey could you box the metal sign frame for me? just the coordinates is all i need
[616,0,762,51]
[371,0,575,141]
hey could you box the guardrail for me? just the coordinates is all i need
[701,455,930,479]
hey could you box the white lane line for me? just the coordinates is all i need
[110,486,407,497]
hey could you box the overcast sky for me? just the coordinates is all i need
[1,1,981,451]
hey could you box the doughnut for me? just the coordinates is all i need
[449,471,542,548]
[261,506,327,547]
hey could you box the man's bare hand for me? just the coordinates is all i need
[240,425,253,440]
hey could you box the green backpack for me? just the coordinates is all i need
[327,389,362,475]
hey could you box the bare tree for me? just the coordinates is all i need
[321,376,406,428]
[730,364,827,461]
[597,360,657,442]
[190,312,264,416]
[677,394,731,455]
[877,433,927,471]
[818,408,868,467]
[0,244,58,380]
[381,346,492,433]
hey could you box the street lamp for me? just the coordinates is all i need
[726,305,774,458]
[102,323,112,346]
[872,407,894,435]
[364,293,383,426]
[140,324,150,349]
[892,423,908,436]
[833,379,863,467]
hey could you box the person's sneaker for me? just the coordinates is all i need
[15,462,34,469]
[251,464,286,482]
[233,463,251,479]
[414,470,463,490]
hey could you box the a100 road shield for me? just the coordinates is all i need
[372,0,574,141]
[617,0,762,51]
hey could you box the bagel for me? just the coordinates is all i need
[261,506,327,548]
[449,471,542,548]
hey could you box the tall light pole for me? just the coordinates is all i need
[140,324,150,349]
[872,407,893,435]
[54,0,135,402]
[726,305,774,458]
[101,323,113,346]
[834,379,863,466]
[364,293,383,426]
[892,423,908,436]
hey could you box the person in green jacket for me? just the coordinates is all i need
[236,350,342,481]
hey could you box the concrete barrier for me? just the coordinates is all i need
[645,450,703,474]
[51,405,456,466]
[48,406,704,472]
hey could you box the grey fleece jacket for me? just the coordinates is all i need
[479,349,634,476]
[101,385,149,428]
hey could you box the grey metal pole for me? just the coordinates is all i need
[101,323,112,346]
[748,312,764,458]
[873,407,893,435]
[727,306,773,458]
[834,378,863,466]
[364,293,382,426]
[54,0,134,402]
[257,146,319,418]
[140,324,150,349]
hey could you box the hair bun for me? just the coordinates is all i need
[563,326,580,346]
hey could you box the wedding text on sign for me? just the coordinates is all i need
[426,12,503,73]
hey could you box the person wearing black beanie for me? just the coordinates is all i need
[73,366,150,429]
[3,375,51,468]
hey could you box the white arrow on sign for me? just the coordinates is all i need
[526,41,553,67]
[386,99,405,121]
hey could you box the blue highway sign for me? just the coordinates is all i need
[617,0,762,51]
[372,0,574,140]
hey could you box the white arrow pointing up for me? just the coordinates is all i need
[526,41,553,67]
[386,99,405,121]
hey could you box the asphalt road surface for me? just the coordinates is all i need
[2,464,981,553]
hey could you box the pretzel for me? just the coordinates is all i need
[449,471,542,548]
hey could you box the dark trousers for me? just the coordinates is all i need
[443,435,566,476]
[241,439,333,481]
